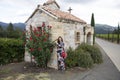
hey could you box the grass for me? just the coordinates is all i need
[96,34,120,39]
[0,68,11,74]
[0,73,50,80]
[96,34,120,43]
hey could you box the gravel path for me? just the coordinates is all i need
[96,38,120,71]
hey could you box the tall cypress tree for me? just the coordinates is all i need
[7,23,14,32]
[6,23,14,38]
[117,23,120,43]
[0,25,3,31]
[91,13,95,45]
[0,25,4,37]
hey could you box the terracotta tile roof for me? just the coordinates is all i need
[42,6,86,24]
[25,0,86,24]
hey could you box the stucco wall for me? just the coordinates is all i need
[63,23,85,49]
[26,10,56,30]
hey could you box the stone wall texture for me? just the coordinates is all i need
[25,8,94,69]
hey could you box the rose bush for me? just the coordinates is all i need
[25,22,54,67]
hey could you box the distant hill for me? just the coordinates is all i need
[95,24,117,34]
[0,22,25,30]
[14,23,25,30]
[0,22,8,29]
[0,22,117,33]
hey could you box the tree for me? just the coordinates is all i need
[14,27,23,39]
[0,25,3,31]
[6,23,14,38]
[7,23,14,32]
[0,25,4,37]
[113,29,117,34]
[117,23,120,43]
[91,13,95,45]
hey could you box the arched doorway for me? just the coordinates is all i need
[87,32,91,45]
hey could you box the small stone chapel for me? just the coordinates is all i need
[25,0,94,69]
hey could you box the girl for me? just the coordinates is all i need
[57,36,64,57]
[57,36,65,70]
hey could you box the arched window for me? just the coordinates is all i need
[87,32,91,45]
[75,32,80,43]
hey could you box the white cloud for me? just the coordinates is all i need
[58,0,120,26]
[0,0,119,26]
[61,0,97,4]
[0,0,45,23]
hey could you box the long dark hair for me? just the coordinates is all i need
[57,36,63,44]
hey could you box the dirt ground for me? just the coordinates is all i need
[0,44,120,80]
[0,62,86,80]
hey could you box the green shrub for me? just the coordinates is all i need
[66,47,94,68]
[66,43,103,68]
[88,47,103,64]
[0,38,24,65]
[76,43,103,64]
[66,47,77,68]
[75,50,93,68]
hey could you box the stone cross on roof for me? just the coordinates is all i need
[68,7,72,14]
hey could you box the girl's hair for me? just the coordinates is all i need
[57,36,63,44]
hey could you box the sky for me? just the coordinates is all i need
[0,0,120,27]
